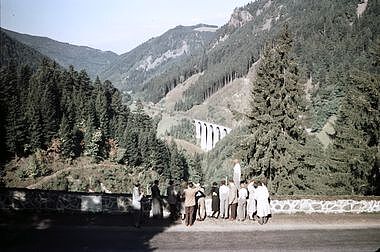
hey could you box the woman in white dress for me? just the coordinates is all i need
[247,179,257,220]
[254,180,271,225]
[132,182,144,227]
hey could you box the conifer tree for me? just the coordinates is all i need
[246,25,307,194]
[168,141,187,180]
[188,154,203,184]
[4,64,27,156]
[59,113,74,158]
[328,40,380,195]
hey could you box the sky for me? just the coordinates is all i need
[1,0,253,54]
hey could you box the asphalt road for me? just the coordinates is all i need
[1,226,379,251]
[1,212,379,251]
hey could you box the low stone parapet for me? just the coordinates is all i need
[269,199,380,214]
[204,197,380,215]
[0,187,150,215]
[1,188,379,215]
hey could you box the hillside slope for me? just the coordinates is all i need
[142,0,380,131]
[0,30,47,68]
[2,28,118,78]
[100,24,217,92]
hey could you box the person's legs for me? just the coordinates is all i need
[231,203,237,220]
[185,206,191,226]
[220,198,225,218]
[258,216,264,225]
[242,202,246,220]
[237,201,246,221]
[200,199,206,220]
[133,209,142,227]
[189,206,195,225]
[170,204,177,220]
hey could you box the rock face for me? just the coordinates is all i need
[357,0,369,18]
[228,9,254,28]
[100,24,217,91]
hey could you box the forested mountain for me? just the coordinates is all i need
[0,30,46,69]
[0,0,378,196]
[0,31,202,192]
[2,28,119,79]
[140,0,379,131]
[99,24,217,92]
[153,0,379,195]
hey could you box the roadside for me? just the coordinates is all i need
[1,211,379,232]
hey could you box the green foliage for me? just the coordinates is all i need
[1,58,193,188]
[327,40,380,195]
[2,28,118,79]
[245,25,307,195]
[16,149,52,178]
[167,118,196,144]
[187,153,204,185]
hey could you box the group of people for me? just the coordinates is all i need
[131,159,271,227]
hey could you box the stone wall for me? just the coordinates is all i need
[268,199,380,214]
[1,188,379,215]
[204,198,380,215]
[0,188,150,215]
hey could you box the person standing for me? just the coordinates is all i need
[210,182,220,218]
[132,182,144,228]
[237,181,248,221]
[195,186,206,221]
[219,180,230,219]
[228,180,238,220]
[247,179,257,220]
[166,180,178,220]
[183,182,198,226]
[255,180,271,225]
[151,180,162,219]
[232,159,241,189]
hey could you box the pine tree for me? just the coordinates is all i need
[188,154,203,184]
[58,113,75,158]
[94,78,110,138]
[29,60,61,147]
[3,64,29,156]
[124,128,142,166]
[168,141,187,180]
[246,25,307,194]
[328,40,380,194]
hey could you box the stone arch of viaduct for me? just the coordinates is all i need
[193,119,232,151]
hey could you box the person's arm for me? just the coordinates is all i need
[139,190,144,201]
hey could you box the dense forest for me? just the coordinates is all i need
[202,26,379,196]
[139,0,379,131]
[0,0,379,196]
[0,56,202,192]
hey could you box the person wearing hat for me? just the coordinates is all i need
[132,181,144,228]
[210,182,220,218]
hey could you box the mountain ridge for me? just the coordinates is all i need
[99,23,218,91]
[1,28,119,78]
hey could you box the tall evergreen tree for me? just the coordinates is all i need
[246,25,307,194]
[328,40,380,195]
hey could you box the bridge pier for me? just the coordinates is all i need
[194,119,232,152]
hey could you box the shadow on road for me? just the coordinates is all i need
[0,210,177,251]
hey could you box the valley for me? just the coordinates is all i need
[0,0,379,196]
